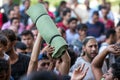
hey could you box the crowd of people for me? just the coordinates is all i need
[0,0,120,80]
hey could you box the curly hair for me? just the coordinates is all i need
[111,63,120,79]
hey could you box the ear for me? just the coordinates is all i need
[82,45,86,52]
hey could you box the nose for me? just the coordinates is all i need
[92,46,96,51]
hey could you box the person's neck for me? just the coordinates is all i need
[82,54,92,63]
[79,35,86,41]
[106,39,112,45]
[26,47,32,53]
[70,29,76,34]
[63,20,68,27]
[7,48,18,64]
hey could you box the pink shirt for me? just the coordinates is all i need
[2,21,25,34]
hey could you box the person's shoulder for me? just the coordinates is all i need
[19,53,30,60]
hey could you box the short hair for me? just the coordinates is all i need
[117,21,120,27]
[8,9,14,15]
[21,71,59,80]
[111,63,120,79]
[106,29,116,39]
[10,17,19,24]
[92,11,99,16]
[0,34,8,46]
[62,8,71,16]
[38,53,49,61]
[0,58,9,73]
[0,29,17,42]
[68,17,77,24]
[14,41,27,50]
[60,1,66,6]
[31,27,37,31]
[21,30,34,39]
[82,36,96,46]
[44,1,49,5]
[77,24,88,31]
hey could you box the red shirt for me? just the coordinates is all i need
[56,22,68,31]
[99,18,114,30]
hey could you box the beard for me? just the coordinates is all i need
[86,51,98,60]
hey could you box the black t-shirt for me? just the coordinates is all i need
[11,53,30,80]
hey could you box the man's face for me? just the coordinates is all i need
[64,12,71,21]
[21,34,34,48]
[83,39,98,60]
[78,28,87,36]
[12,19,20,27]
[93,14,99,23]
[37,59,50,71]
[103,68,114,80]
[31,30,38,40]
[69,20,77,30]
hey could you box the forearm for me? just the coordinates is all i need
[91,49,109,80]
[27,33,42,75]
[59,51,71,75]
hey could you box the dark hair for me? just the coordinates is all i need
[44,1,49,5]
[77,24,88,31]
[13,4,19,7]
[62,8,71,17]
[68,17,77,24]
[21,70,60,80]
[82,36,96,46]
[106,29,116,39]
[92,11,99,16]
[0,58,9,73]
[0,29,17,42]
[10,17,19,24]
[38,53,49,61]
[21,30,34,39]
[8,9,14,15]
[0,34,8,46]
[117,21,120,27]
[14,41,27,50]
[31,27,37,31]
[60,1,66,6]
[111,63,120,79]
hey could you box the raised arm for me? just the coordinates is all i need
[91,45,120,80]
[27,33,42,75]
[57,51,71,75]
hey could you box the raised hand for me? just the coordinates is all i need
[106,44,120,56]
[71,63,89,80]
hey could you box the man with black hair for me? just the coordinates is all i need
[70,36,107,80]
[71,24,88,56]
[66,17,78,45]
[21,30,34,56]
[57,8,71,31]
[86,11,105,47]
[0,29,30,80]
[14,41,27,54]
